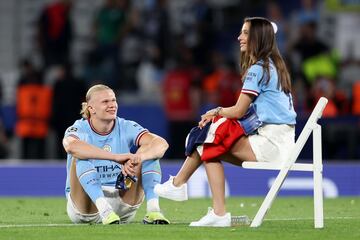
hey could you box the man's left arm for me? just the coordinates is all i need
[136,132,169,161]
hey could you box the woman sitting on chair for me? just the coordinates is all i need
[155,17,297,227]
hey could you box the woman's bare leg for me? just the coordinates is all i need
[173,151,202,187]
[216,136,256,167]
[229,136,256,162]
[173,135,255,187]
[203,160,226,216]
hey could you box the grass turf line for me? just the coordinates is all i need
[0,197,359,240]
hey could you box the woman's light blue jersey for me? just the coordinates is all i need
[241,61,297,124]
[64,117,148,196]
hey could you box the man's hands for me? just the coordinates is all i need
[114,153,141,177]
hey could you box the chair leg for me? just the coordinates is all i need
[251,123,325,228]
[250,168,290,227]
[313,125,324,228]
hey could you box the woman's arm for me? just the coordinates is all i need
[199,93,254,128]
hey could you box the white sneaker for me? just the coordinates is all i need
[154,176,188,201]
[189,207,231,227]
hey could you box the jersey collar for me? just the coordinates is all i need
[88,118,116,136]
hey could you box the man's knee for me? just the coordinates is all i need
[119,183,144,206]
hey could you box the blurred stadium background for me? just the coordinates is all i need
[0,0,359,198]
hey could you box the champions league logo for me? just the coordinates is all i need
[103,144,112,152]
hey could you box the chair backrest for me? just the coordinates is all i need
[284,97,328,168]
[304,97,329,130]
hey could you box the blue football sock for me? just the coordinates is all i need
[141,159,162,205]
[76,160,104,203]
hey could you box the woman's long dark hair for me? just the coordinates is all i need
[240,17,291,94]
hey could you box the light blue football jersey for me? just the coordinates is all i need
[64,117,148,196]
[241,60,297,124]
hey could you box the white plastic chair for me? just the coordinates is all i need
[242,97,328,228]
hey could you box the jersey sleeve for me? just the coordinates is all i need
[241,64,264,97]
[64,122,88,141]
[122,120,149,148]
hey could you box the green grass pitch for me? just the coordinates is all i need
[0,197,359,240]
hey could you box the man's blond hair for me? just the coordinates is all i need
[80,84,112,119]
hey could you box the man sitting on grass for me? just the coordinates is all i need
[63,84,170,225]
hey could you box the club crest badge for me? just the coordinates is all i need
[103,144,112,152]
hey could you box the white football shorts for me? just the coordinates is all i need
[66,186,143,224]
